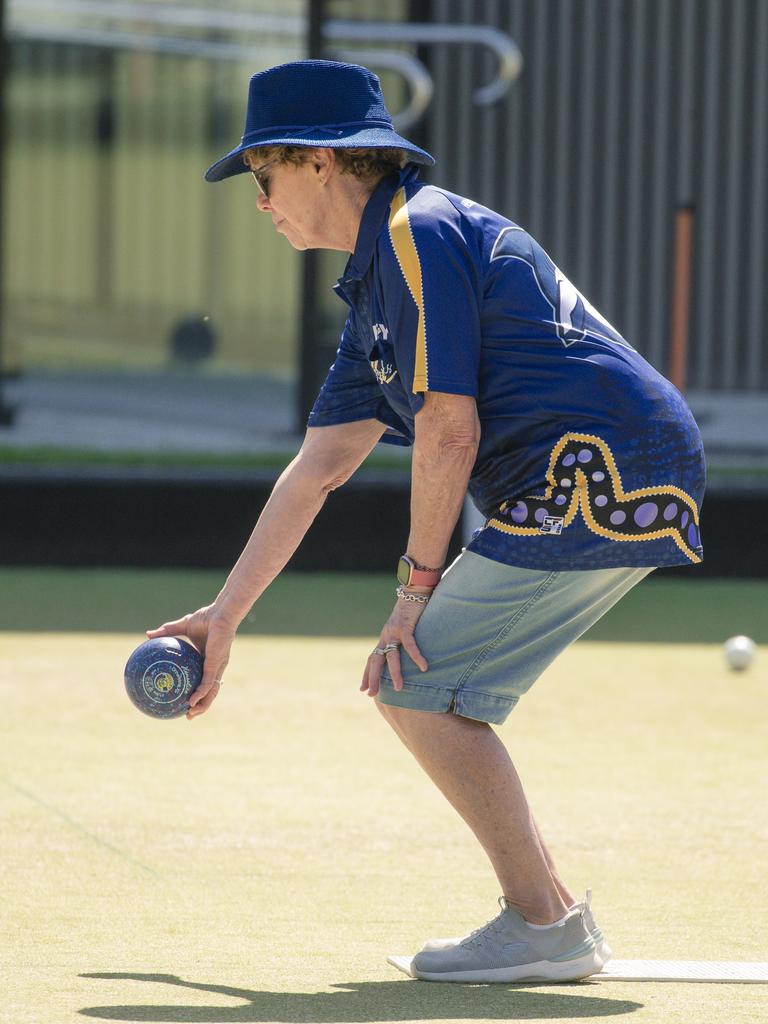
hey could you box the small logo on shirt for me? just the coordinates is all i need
[540,516,564,535]
[371,360,398,385]
[372,323,389,341]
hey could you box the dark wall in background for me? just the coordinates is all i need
[0,473,419,572]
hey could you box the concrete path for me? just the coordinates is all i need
[0,371,765,489]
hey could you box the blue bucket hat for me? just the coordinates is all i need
[204,59,435,182]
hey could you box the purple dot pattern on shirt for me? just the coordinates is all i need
[495,433,701,561]
[634,502,658,527]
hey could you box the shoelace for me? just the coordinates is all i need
[459,893,592,951]
[459,897,509,950]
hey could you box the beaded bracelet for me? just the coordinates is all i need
[395,585,431,604]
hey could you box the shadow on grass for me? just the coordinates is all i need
[78,972,642,1022]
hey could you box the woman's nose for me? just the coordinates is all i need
[256,193,271,213]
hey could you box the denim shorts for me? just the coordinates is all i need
[377,551,653,725]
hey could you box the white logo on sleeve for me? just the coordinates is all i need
[371,360,398,385]
[371,323,397,382]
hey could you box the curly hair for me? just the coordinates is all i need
[243,145,408,186]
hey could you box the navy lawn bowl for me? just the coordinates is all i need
[124,637,203,719]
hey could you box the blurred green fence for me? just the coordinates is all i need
[4,8,306,376]
[2,1,406,382]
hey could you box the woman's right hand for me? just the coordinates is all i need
[146,606,238,719]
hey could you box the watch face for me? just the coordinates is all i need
[397,556,412,586]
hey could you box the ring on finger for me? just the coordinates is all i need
[371,643,400,656]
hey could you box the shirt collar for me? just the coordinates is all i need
[341,163,421,282]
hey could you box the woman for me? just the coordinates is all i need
[148,60,705,983]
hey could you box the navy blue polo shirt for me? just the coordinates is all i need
[308,165,705,570]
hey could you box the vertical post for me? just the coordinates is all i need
[297,0,326,430]
[408,0,433,179]
[94,48,115,310]
[669,206,694,392]
[0,0,15,425]
[306,0,325,58]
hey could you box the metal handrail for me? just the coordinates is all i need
[7,23,435,130]
[332,22,522,105]
[9,0,523,105]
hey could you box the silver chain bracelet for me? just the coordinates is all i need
[395,585,431,604]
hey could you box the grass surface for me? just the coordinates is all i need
[0,445,764,489]
[1,575,767,1024]
[1,569,767,643]
[0,446,411,473]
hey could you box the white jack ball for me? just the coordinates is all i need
[723,635,756,671]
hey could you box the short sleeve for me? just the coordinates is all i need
[384,189,481,409]
[307,317,382,428]
[307,316,412,444]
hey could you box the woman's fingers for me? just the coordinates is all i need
[362,639,416,697]
[360,657,372,693]
[386,647,404,691]
[400,632,428,672]
[189,641,230,713]
[187,680,221,719]
[364,651,382,697]
[146,616,189,640]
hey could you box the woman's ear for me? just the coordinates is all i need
[313,147,335,184]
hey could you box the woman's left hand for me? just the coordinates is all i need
[361,595,430,698]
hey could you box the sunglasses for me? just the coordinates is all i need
[250,157,281,198]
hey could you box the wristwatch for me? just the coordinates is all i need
[397,554,443,588]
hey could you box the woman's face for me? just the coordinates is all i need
[251,149,364,253]
[253,159,314,250]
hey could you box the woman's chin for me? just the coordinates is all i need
[282,232,308,251]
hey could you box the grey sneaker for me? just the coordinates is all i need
[410,897,602,983]
[421,890,611,969]
[580,890,612,967]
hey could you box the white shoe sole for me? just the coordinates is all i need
[421,936,613,970]
[411,949,604,984]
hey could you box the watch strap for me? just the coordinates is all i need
[398,555,443,588]
[408,565,443,587]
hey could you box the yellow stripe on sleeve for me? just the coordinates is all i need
[388,187,428,391]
